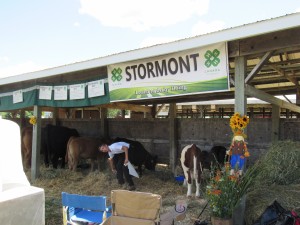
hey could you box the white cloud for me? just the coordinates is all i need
[73,22,80,27]
[79,0,210,31]
[296,7,300,12]
[0,56,9,64]
[0,61,47,79]
[191,20,225,36]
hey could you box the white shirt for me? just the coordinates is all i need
[108,142,130,158]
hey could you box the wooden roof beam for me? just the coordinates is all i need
[269,64,298,85]
[101,102,152,113]
[228,27,300,57]
[245,51,275,84]
[155,104,166,117]
[245,84,300,113]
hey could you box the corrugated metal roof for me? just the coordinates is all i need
[1,12,300,86]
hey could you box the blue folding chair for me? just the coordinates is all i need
[62,192,111,225]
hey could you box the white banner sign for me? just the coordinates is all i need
[88,80,105,98]
[39,86,53,100]
[54,86,68,100]
[69,84,85,100]
[13,90,23,104]
[107,42,229,102]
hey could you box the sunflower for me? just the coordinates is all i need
[29,116,37,125]
[230,113,249,131]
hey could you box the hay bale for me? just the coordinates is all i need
[245,140,300,225]
[253,140,300,186]
[245,184,300,225]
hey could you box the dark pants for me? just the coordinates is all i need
[113,153,134,186]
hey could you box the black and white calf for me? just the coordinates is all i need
[180,144,207,197]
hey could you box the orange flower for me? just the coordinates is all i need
[212,189,222,195]
[229,175,238,182]
[214,170,222,181]
[244,151,250,157]
[225,162,230,172]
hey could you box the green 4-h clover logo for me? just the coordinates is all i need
[111,68,123,82]
[204,49,220,68]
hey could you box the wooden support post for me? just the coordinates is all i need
[169,103,177,174]
[152,104,157,118]
[218,108,223,118]
[271,104,280,142]
[52,108,59,125]
[121,110,125,118]
[235,56,247,115]
[286,109,290,118]
[249,107,254,118]
[233,56,247,225]
[20,109,26,130]
[100,107,108,139]
[296,88,300,118]
[31,105,41,182]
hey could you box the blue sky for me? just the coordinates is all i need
[0,0,299,78]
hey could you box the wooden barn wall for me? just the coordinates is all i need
[57,118,299,164]
[14,118,300,164]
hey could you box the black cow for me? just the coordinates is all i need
[42,124,79,169]
[199,146,227,171]
[210,145,227,168]
[113,137,158,176]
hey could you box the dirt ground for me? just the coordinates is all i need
[29,163,212,225]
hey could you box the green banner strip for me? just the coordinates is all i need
[110,77,228,101]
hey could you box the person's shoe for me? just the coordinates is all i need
[128,185,136,191]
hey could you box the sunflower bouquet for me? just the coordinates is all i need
[29,116,37,125]
[229,112,249,136]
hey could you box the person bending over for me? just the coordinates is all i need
[99,141,136,191]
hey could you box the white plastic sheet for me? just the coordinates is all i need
[0,186,45,225]
[0,118,45,225]
[127,161,139,178]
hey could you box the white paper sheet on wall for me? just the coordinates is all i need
[88,80,105,98]
[54,85,68,100]
[39,86,53,100]
[13,90,23,103]
[69,84,85,100]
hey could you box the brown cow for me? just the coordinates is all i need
[21,127,33,170]
[66,137,107,171]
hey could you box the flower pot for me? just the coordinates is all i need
[211,216,233,225]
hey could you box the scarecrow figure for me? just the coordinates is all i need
[228,113,250,176]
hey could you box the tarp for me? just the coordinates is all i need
[0,79,110,111]
[0,118,45,225]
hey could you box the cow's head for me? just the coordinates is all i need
[144,154,158,171]
[70,128,80,137]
